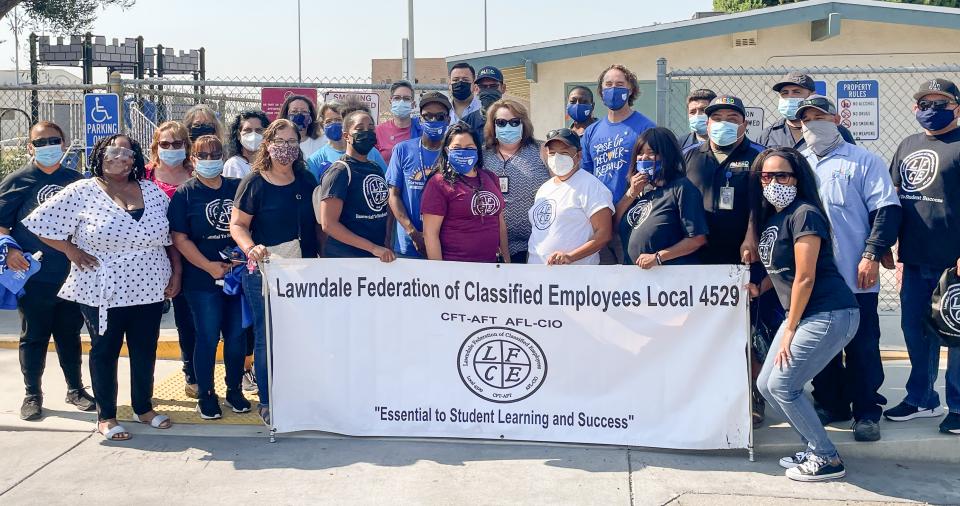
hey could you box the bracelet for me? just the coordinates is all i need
[655,252,663,265]
[245,244,258,255]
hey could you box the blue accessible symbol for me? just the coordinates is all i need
[84,93,121,160]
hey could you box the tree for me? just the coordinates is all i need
[0,0,134,34]
[714,0,959,12]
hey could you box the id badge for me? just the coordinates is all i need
[719,186,735,210]
[499,176,510,194]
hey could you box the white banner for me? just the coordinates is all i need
[266,260,751,450]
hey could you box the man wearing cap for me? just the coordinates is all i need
[884,78,960,435]
[448,62,481,124]
[683,95,766,266]
[386,92,452,258]
[758,72,856,149]
[797,95,902,441]
[679,88,717,150]
[526,128,613,265]
[462,65,507,145]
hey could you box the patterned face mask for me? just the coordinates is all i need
[267,143,300,166]
[762,181,797,210]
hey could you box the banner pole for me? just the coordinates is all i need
[745,266,756,462]
[262,259,277,444]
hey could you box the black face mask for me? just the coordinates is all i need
[189,124,216,140]
[351,130,378,156]
[451,81,473,101]
[479,89,503,110]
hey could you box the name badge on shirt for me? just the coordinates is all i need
[719,186,735,210]
[499,176,510,194]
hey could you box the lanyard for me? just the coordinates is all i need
[417,141,436,182]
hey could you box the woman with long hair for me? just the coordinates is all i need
[278,94,325,159]
[224,110,269,179]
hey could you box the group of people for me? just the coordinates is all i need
[1,60,958,483]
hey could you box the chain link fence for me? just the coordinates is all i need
[657,62,960,312]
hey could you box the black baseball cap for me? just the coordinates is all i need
[418,91,451,112]
[913,78,960,102]
[704,95,745,117]
[773,72,816,93]
[476,66,504,84]
[796,94,837,117]
[544,128,581,151]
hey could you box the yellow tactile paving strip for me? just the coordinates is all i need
[116,363,261,425]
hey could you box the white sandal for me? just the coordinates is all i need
[99,424,131,441]
[132,412,172,429]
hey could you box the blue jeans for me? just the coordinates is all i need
[183,290,245,395]
[241,269,269,407]
[758,308,860,459]
[900,264,960,414]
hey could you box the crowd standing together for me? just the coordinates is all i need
[1,62,958,483]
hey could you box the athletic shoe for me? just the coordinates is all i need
[779,450,810,469]
[815,406,852,426]
[65,388,96,412]
[939,413,960,435]
[785,454,846,482]
[852,419,881,442]
[20,395,42,421]
[883,401,945,422]
[242,369,258,394]
[224,390,252,414]
[196,392,222,420]
[184,383,199,399]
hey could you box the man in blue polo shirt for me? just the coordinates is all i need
[798,95,902,442]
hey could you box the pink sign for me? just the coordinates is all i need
[261,88,318,121]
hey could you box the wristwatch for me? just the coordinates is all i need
[861,252,878,262]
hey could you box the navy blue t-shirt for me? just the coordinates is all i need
[618,177,708,265]
[168,177,241,292]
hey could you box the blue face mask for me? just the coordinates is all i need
[601,86,629,111]
[324,122,343,142]
[447,147,478,175]
[422,120,448,142]
[778,97,803,120]
[636,159,662,178]
[916,108,957,131]
[33,144,63,167]
[688,114,708,136]
[290,112,312,130]
[709,121,742,147]
[158,147,187,166]
[391,100,413,119]
[495,124,523,145]
[567,103,593,123]
[194,159,223,178]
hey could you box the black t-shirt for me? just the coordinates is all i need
[618,177,708,265]
[889,128,960,269]
[315,156,389,258]
[234,167,319,258]
[0,162,83,284]
[759,199,858,317]
[168,177,241,292]
[682,138,765,265]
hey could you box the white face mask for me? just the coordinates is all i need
[547,153,576,177]
[763,181,798,210]
[240,132,263,152]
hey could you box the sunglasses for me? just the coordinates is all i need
[104,146,134,160]
[759,172,796,184]
[495,118,522,128]
[159,140,185,149]
[421,112,448,122]
[917,99,954,111]
[800,98,834,112]
[477,82,501,90]
[194,151,223,160]
[30,136,63,147]
[547,128,575,139]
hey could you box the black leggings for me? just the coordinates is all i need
[18,281,85,396]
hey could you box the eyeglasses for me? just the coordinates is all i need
[104,146,134,160]
[30,136,62,147]
[391,95,414,102]
[194,151,223,160]
[495,118,522,128]
[477,82,501,91]
[421,112,448,122]
[159,140,185,149]
[271,139,299,147]
[917,99,954,111]
[759,172,796,184]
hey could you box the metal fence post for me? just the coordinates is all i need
[109,71,124,131]
[656,57,668,126]
[156,45,165,123]
[82,32,93,85]
[199,47,206,104]
[28,32,39,124]
[135,36,145,108]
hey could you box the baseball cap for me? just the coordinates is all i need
[795,94,837,117]
[544,128,581,151]
[772,72,816,93]
[913,78,960,102]
[418,91,451,112]
[476,66,504,84]
[704,95,746,117]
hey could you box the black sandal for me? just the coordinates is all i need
[258,405,271,426]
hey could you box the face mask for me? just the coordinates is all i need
[778,97,804,120]
[422,120,448,142]
[801,120,843,156]
[479,89,502,110]
[324,122,343,142]
[267,143,299,166]
[567,103,593,124]
[495,123,522,145]
[916,108,957,131]
[189,124,216,141]
[240,132,263,152]
[763,181,798,210]
[601,86,629,111]
[709,121,742,147]
[688,114,708,136]
[158,147,187,166]
[350,130,378,156]
[447,147,478,175]
[194,159,224,178]
[290,112,312,130]
[636,159,662,178]
[451,81,472,101]
[33,144,64,167]
[391,100,413,119]
[547,153,576,177]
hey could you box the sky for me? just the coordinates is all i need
[0,0,713,80]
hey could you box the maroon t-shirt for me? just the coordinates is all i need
[420,169,505,262]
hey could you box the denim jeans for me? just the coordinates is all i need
[900,264,960,414]
[17,280,85,396]
[758,308,860,459]
[241,269,269,406]
[172,292,197,385]
[183,290,246,395]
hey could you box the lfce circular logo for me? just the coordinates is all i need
[457,327,547,403]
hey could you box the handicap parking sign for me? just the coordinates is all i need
[84,93,121,157]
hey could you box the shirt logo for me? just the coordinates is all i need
[362,174,389,212]
[626,199,652,229]
[899,149,939,193]
[530,199,556,231]
[471,190,501,216]
[941,285,960,335]
[205,198,234,232]
[36,184,64,204]
[759,225,778,268]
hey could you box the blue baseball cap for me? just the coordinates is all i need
[476,66,504,84]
